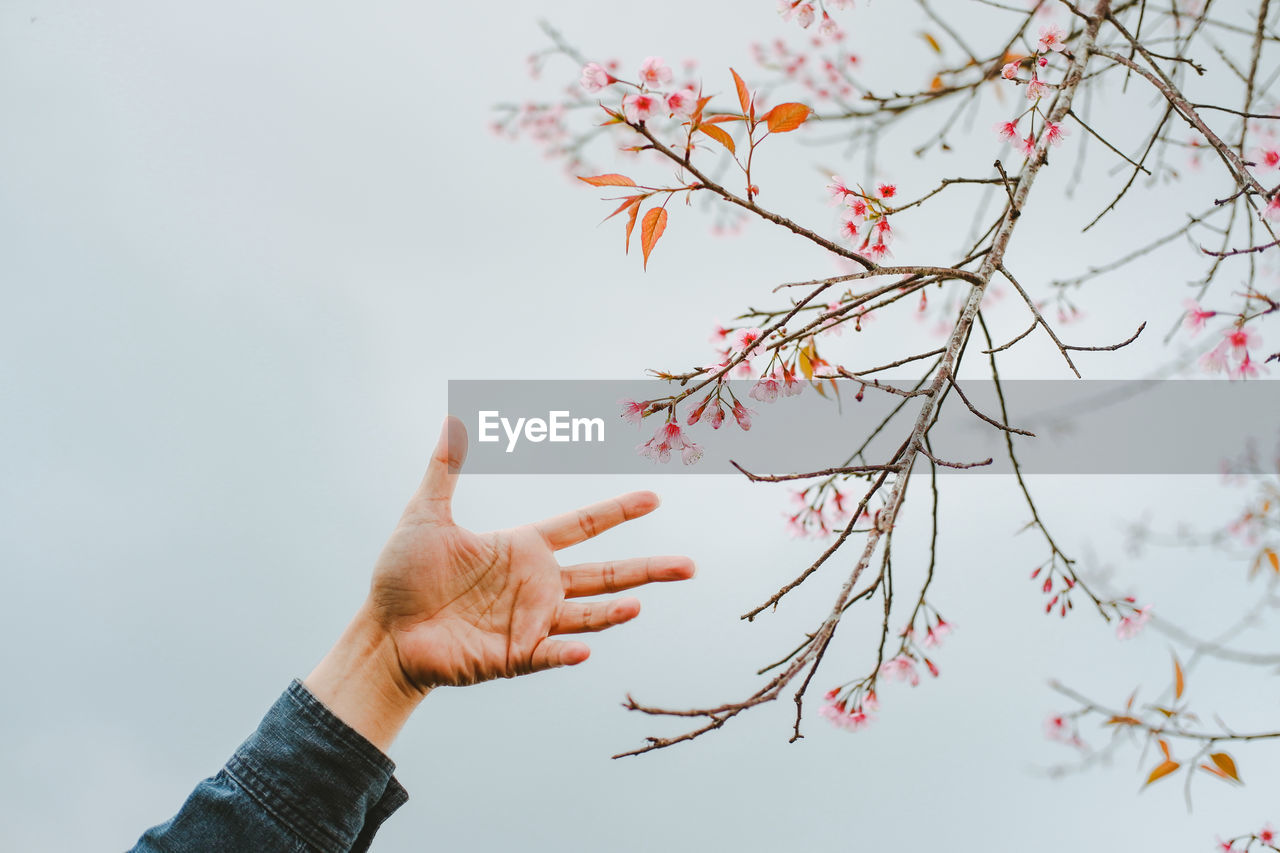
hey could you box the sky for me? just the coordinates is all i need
[1,1,1278,851]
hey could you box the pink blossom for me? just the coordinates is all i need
[843,195,869,220]
[1025,76,1049,100]
[619,398,645,425]
[818,12,841,38]
[1016,133,1038,157]
[877,183,897,199]
[880,654,920,686]
[665,88,696,118]
[1265,194,1280,221]
[1260,825,1275,845]
[681,441,704,465]
[708,324,731,345]
[580,62,614,92]
[1115,604,1152,639]
[1038,25,1067,53]
[777,0,796,22]
[622,91,662,123]
[873,217,893,244]
[1200,342,1230,374]
[1224,325,1262,355]
[708,401,725,430]
[795,2,817,28]
[1182,299,1216,334]
[840,219,860,242]
[732,399,755,430]
[1044,121,1068,145]
[996,119,1020,140]
[1044,714,1070,741]
[1257,147,1280,169]
[924,657,940,678]
[1001,60,1022,80]
[638,56,673,88]
[749,372,781,403]
[781,364,804,396]
[826,175,850,204]
[637,420,701,465]
[866,240,892,260]
[733,327,764,352]
[1230,351,1264,380]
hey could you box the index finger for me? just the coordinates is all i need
[534,491,660,551]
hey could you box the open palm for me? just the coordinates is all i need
[368,417,695,690]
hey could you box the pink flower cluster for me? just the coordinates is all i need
[1218,823,1276,852]
[581,57,698,125]
[827,176,896,259]
[1200,323,1267,380]
[1030,564,1079,617]
[785,485,864,538]
[996,26,1073,157]
[778,0,854,32]
[1115,603,1152,639]
[635,419,704,465]
[819,687,877,732]
[748,364,804,403]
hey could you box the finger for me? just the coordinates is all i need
[528,638,591,673]
[411,416,468,522]
[561,556,696,598]
[534,491,660,551]
[550,597,641,635]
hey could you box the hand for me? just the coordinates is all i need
[305,417,695,750]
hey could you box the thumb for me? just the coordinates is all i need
[411,415,468,522]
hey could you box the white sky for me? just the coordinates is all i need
[1,1,1277,850]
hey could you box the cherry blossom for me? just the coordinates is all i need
[734,327,764,352]
[1224,324,1262,355]
[622,91,662,123]
[619,398,645,425]
[1016,133,1038,158]
[580,62,615,92]
[794,2,817,28]
[749,372,781,403]
[665,88,697,118]
[866,240,892,260]
[1038,25,1067,53]
[1256,147,1280,169]
[1044,121,1067,145]
[1260,824,1276,845]
[877,183,897,199]
[844,195,869,220]
[1115,604,1152,639]
[879,654,920,686]
[1265,194,1280,221]
[818,12,841,39]
[1001,60,1022,80]
[840,219,860,242]
[996,120,1020,141]
[637,420,702,465]
[1026,76,1049,100]
[638,56,673,88]
[826,175,850,204]
[732,399,755,430]
[1230,351,1263,380]
[1182,299,1216,334]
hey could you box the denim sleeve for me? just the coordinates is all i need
[129,680,409,853]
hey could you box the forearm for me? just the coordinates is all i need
[303,604,429,753]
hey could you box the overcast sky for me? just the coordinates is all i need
[2,1,1278,851]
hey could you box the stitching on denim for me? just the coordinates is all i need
[285,680,396,778]
[225,755,343,853]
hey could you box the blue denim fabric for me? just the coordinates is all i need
[130,680,408,852]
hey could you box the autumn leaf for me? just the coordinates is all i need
[1267,549,1279,573]
[579,174,636,187]
[624,201,642,253]
[730,67,752,117]
[1173,655,1185,700]
[921,32,943,53]
[1144,760,1180,787]
[690,94,713,127]
[763,102,811,133]
[640,206,668,269]
[929,75,944,91]
[798,342,817,380]
[1203,752,1242,783]
[698,123,736,154]
[1104,715,1142,726]
[1157,738,1172,761]
[603,195,644,223]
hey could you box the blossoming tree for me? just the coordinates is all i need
[501,1,1278,847]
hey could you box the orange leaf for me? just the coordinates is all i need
[690,94,713,127]
[624,201,642,254]
[603,195,644,223]
[1144,760,1180,787]
[1174,656,1185,700]
[1104,715,1142,726]
[929,75,944,91]
[763,102,811,133]
[640,207,668,269]
[703,113,745,124]
[697,123,736,154]
[1209,752,1241,782]
[730,67,752,117]
[1268,549,1279,573]
[922,32,942,53]
[578,174,636,188]
[1157,739,1172,761]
